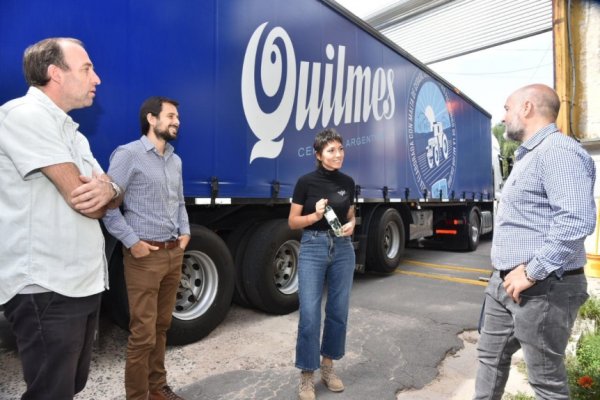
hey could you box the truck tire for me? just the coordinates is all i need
[168,225,235,345]
[465,207,481,251]
[226,221,260,308]
[242,219,301,314]
[104,226,235,346]
[366,207,405,273]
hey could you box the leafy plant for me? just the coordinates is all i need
[577,334,600,375]
[578,296,600,328]
[492,122,518,178]
[567,332,600,400]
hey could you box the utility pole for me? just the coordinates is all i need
[553,0,600,276]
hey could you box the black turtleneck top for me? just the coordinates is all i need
[292,166,355,231]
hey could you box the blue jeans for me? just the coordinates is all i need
[295,230,355,371]
[3,292,102,400]
[474,270,588,400]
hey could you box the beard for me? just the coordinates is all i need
[154,125,178,142]
[504,128,524,142]
[503,121,524,142]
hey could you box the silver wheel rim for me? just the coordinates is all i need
[470,213,480,243]
[174,250,219,320]
[383,221,401,259]
[272,240,300,295]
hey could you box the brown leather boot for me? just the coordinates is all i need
[148,385,185,400]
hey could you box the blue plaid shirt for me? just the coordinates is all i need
[103,136,190,248]
[491,123,596,280]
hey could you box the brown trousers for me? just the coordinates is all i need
[122,246,184,400]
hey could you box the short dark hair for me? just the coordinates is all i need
[313,128,343,167]
[139,96,179,135]
[23,37,83,87]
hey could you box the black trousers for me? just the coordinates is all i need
[4,292,102,400]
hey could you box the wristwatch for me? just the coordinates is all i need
[108,181,122,200]
[524,268,536,284]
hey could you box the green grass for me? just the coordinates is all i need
[502,392,534,400]
[516,359,527,376]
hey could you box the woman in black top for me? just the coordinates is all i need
[288,128,356,400]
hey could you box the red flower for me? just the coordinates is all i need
[577,375,594,389]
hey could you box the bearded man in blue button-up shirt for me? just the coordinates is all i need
[103,96,190,400]
[473,84,596,400]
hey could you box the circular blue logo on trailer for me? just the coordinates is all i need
[406,72,457,198]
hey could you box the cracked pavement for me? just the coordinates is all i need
[1,242,491,400]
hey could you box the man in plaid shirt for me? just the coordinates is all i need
[473,84,596,400]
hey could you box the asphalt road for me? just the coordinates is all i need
[0,238,493,399]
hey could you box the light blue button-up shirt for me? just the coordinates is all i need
[103,135,190,248]
[491,123,596,280]
[0,87,108,304]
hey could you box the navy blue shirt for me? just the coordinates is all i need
[292,166,355,231]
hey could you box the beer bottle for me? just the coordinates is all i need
[324,205,343,237]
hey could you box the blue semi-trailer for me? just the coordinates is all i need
[0,0,495,345]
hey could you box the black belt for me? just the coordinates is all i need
[498,267,584,280]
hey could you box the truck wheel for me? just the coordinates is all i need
[366,207,405,273]
[465,207,481,251]
[226,221,260,308]
[104,227,234,346]
[242,219,301,314]
[168,225,235,345]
